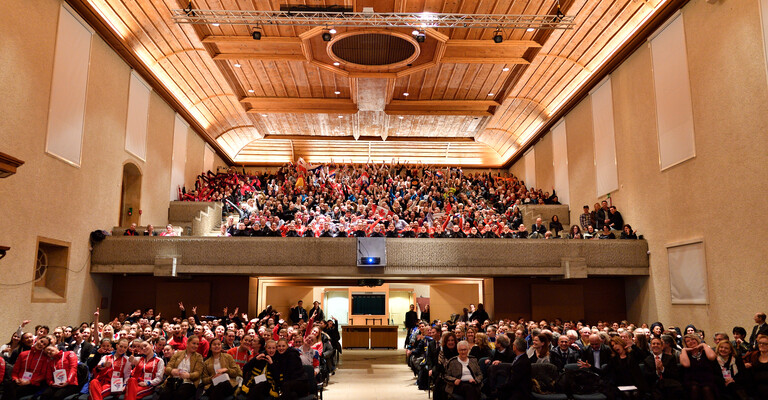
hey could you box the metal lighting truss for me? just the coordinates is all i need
[170,9,576,30]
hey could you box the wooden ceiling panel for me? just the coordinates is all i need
[73,0,678,165]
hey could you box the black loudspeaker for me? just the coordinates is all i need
[357,279,384,287]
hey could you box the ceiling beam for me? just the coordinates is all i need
[242,97,358,114]
[213,53,307,61]
[389,100,500,108]
[385,110,493,116]
[440,56,530,64]
[202,36,302,44]
[385,99,498,116]
[261,135,475,142]
[446,39,541,48]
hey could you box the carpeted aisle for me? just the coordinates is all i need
[323,349,431,400]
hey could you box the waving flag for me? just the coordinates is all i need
[296,157,321,173]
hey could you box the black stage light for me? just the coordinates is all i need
[493,32,503,43]
[415,33,426,43]
[322,32,332,41]
[252,30,261,40]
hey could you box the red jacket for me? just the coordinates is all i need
[11,348,51,385]
[196,337,209,358]
[46,350,78,386]
[168,335,187,351]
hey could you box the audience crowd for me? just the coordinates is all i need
[1,301,339,400]
[404,306,768,400]
[174,162,637,239]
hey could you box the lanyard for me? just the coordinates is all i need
[59,352,67,370]
[113,355,125,375]
[143,356,156,376]
[24,349,43,375]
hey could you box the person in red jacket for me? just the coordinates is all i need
[226,334,253,369]
[6,335,52,400]
[90,338,132,400]
[39,345,79,400]
[125,340,165,400]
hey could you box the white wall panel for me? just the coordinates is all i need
[524,148,536,189]
[125,72,151,160]
[551,119,570,206]
[170,115,188,200]
[760,0,768,84]
[650,14,696,170]
[591,78,619,197]
[667,240,708,304]
[203,144,214,173]
[45,5,92,167]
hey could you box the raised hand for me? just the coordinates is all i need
[178,302,185,311]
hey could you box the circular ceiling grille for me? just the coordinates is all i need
[331,33,416,66]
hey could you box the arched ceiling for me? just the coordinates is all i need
[70,0,673,167]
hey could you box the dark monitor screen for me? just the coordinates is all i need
[351,294,386,315]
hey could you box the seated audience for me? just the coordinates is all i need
[160,336,203,400]
[643,336,683,400]
[143,224,157,236]
[124,339,165,400]
[159,224,178,237]
[4,336,52,400]
[201,338,241,400]
[549,215,564,237]
[620,224,638,239]
[745,334,768,398]
[444,340,483,400]
[715,340,748,400]
[178,163,638,240]
[679,333,721,400]
[124,223,139,236]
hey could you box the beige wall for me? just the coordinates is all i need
[430,283,481,322]
[508,0,768,334]
[508,159,526,182]
[0,0,226,333]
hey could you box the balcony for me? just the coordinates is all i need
[90,237,649,278]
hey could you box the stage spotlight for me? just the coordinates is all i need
[415,33,426,43]
[322,32,332,41]
[493,31,503,43]
[329,28,337,34]
[252,30,261,40]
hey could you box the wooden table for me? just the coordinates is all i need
[342,325,399,349]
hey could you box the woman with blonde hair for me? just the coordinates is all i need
[679,333,720,400]
[160,335,203,400]
[470,333,492,360]
[715,340,747,400]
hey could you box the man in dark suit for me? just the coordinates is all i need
[67,328,94,363]
[579,334,612,375]
[530,218,547,236]
[404,304,418,348]
[642,337,683,399]
[308,301,324,322]
[289,300,308,324]
[496,337,532,400]
[552,335,580,367]
[749,312,768,348]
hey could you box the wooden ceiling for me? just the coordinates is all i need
[71,0,670,166]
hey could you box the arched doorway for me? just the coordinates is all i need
[119,162,142,226]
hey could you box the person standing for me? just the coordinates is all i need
[289,301,308,324]
[307,301,324,322]
[404,305,418,348]
[749,312,768,348]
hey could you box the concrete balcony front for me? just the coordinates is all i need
[90,237,649,278]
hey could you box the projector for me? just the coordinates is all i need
[359,257,381,265]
